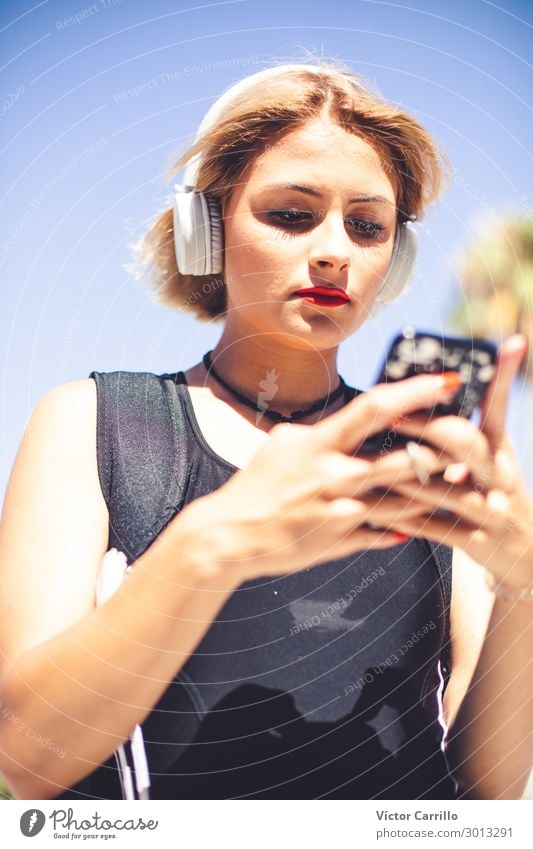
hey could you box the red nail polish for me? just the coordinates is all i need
[393,532,410,543]
[441,371,462,392]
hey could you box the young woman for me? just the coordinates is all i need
[0,61,531,802]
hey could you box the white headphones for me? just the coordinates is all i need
[172,64,418,315]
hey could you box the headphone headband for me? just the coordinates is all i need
[173,62,418,314]
[183,63,365,187]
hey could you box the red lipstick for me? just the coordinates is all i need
[293,286,350,308]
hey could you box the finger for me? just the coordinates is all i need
[490,440,527,494]
[316,444,455,499]
[370,443,455,488]
[479,335,528,450]
[323,493,432,529]
[359,493,433,524]
[443,462,470,484]
[332,527,413,554]
[390,479,489,526]
[393,415,492,485]
[314,372,461,456]
[390,513,490,555]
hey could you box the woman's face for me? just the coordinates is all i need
[220,118,398,350]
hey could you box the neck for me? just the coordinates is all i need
[205,337,343,417]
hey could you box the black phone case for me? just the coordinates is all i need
[357,330,497,456]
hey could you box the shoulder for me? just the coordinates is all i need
[5,378,106,531]
[27,379,98,441]
[12,378,104,503]
[28,373,172,440]
[37,377,96,406]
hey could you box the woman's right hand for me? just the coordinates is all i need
[175,373,460,582]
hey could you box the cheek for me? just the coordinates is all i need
[225,222,283,277]
[350,242,393,280]
[378,232,394,274]
[380,248,395,280]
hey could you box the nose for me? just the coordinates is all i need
[308,211,351,275]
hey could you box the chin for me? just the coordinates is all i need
[284,318,355,350]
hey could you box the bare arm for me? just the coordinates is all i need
[0,381,241,800]
[1,523,242,800]
[443,548,532,800]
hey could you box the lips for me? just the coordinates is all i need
[293,287,350,308]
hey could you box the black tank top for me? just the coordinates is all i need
[55,370,458,800]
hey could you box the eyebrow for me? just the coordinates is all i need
[258,182,394,206]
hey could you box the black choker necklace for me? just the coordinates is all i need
[202,350,357,424]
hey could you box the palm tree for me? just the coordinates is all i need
[450,214,533,378]
[450,214,533,485]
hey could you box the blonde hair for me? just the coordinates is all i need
[129,58,451,322]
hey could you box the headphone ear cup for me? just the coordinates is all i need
[369,223,418,317]
[173,186,223,276]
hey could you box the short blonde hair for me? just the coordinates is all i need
[129,58,451,322]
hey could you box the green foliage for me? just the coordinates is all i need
[450,215,533,378]
[0,772,13,800]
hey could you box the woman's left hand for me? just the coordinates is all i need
[388,334,533,590]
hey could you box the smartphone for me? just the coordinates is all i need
[357,328,498,455]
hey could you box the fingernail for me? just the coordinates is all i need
[440,371,462,392]
[393,532,410,543]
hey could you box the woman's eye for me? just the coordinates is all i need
[267,210,311,225]
[346,218,386,239]
[267,210,386,239]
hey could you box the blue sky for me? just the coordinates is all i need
[1,0,532,493]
